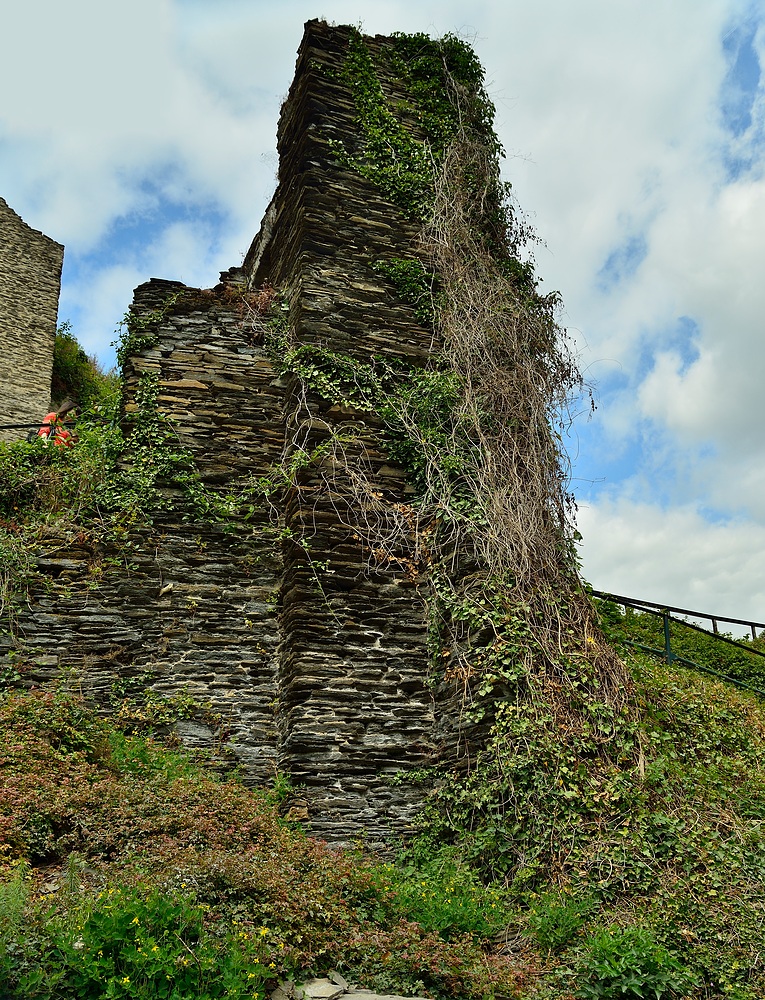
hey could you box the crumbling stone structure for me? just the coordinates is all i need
[2,21,472,842]
[0,198,63,443]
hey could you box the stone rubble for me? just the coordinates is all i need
[274,974,431,1000]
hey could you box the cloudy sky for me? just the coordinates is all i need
[2,0,764,624]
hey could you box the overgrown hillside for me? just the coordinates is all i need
[2,374,765,997]
[2,645,765,999]
[0,688,522,999]
[3,394,765,1000]
[3,24,765,1000]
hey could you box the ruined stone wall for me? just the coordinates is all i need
[6,277,285,784]
[0,198,63,442]
[242,20,439,839]
[1,21,458,843]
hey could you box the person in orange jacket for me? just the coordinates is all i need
[38,399,77,446]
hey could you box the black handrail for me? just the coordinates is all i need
[0,421,78,431]
[591,589,765,698]
[590,589,765,637]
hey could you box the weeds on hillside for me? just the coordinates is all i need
[401,647,765,999]
[0,688,527,1000]
[2,664,765,999]
[597,595,765,690]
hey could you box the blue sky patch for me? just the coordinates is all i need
[570,315,702,504]
[597,234,647,291]
[721,19,761,136]
[719,14,764,179]
[666,315,701,375]
[568,424,643,503]
[100,177,228,257]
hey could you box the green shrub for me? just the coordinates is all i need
[0,862,33,986]
[106,731,202,781]
[374,846,509,940]
[576,926,695,999]
[0,690,522,1000]
[527,891,594,952]
[0,407,122,524]
[52,322,116,409]
[4,885,274,1000]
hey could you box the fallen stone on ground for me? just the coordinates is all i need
[272,973,432,1000]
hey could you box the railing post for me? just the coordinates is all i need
[663,610,673,664]
[753,625,758,642]
[712,618,719,634]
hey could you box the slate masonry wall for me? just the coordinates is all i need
[0,197,63,442]
[2,21,462,843]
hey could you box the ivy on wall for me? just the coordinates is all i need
[333,29,499,223]
[318,26,614,688]
[280,26,641,911]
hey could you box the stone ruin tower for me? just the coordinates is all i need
[116,20,444,841]
[0,197,64,443]
[5,20,598,845]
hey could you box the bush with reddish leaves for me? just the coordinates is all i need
[0,689,525,999]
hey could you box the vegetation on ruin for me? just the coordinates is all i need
[52,322,117,409]
[0,306,247,638]
[261,28,765,999]
[316,25,629,725]
[3,24,765,1000]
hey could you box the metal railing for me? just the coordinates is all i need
[590,589,765,698]
[0,421,78,431]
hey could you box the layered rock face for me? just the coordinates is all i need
[2,21,455,842]
[240,20,438,838]
[0,198,63,443]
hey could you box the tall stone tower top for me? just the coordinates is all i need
[0,197,64,442]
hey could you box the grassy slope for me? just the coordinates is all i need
[599,598,765,690]
[2,640,765,999]
[0,688,527,1000]
[395,613,765,1000]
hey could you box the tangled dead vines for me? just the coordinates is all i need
[239,29,630,721]
[425,139,575,587]
[417,123,630,713]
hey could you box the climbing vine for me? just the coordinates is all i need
[332,32,435,221]
[333,29,501,224]
[114,294,180,372]
[371,258,436,327]
[326,27,629,716]
[102,371,227,522]
[0,313,234,647]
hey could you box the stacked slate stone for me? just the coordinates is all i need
[1,21,474,843]
[241,20,438,840]
[0,197,64,443]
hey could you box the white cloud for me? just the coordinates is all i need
[59,263,142,365]
[0,0,280,253]
[578,496,765,626]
